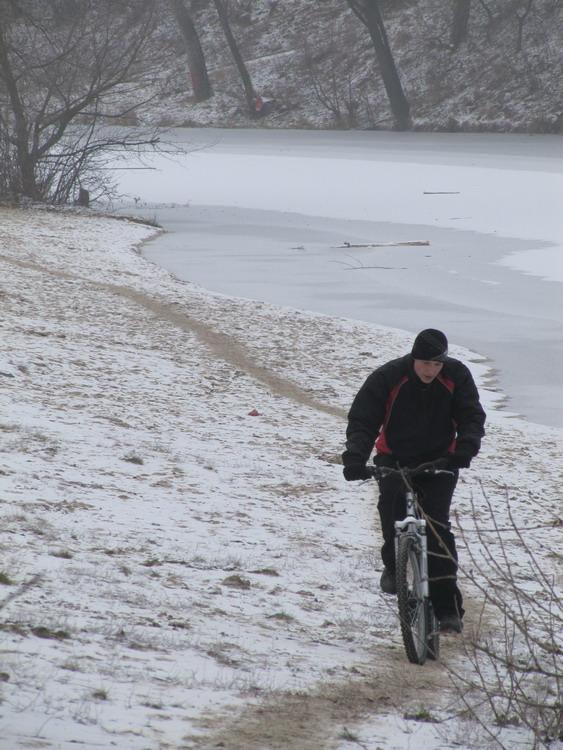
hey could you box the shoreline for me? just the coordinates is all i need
[127,201,561,428]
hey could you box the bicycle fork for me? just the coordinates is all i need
[394,490,430,598]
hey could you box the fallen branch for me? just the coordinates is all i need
[333,240,430,249]
[342,266,403,270]
[331,254,407,271]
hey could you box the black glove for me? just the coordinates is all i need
[373,453,395,468]
[431,457,451,470]
[343,464,372,481]
[447,452,472,469]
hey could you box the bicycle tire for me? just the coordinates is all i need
[396,535,431,664]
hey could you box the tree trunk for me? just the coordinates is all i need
[515,0,534,53]
[347,0,410,130]
[213,0,257,113]
[451,0,471,49]
[169,0,213,102]
[0,21,38,198]
[77,187,90,207]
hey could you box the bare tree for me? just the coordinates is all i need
[346,0,410,130]
[213,0,259,115]
[0,0,165,204]
[302,34,361,128]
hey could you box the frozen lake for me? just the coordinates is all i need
[115,129,563,428]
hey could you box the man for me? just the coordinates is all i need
[342,329,486,633]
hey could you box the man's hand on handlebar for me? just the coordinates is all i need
[343,464,373,481]
[445,452,472,469]
[343,457,458,482]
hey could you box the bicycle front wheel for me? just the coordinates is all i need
[396,535,431,664]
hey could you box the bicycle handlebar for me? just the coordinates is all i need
[365,460,455,483]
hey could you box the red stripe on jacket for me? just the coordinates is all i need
[374,375,408,454]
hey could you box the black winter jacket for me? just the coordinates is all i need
[343,354,486,466]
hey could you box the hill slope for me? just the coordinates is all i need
[145,0,563,133]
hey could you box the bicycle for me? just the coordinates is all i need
[367,460,454,665]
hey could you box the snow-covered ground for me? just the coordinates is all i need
[0,207,561,748]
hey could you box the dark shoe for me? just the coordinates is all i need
[439,612,463,633]
[380,568,397,595]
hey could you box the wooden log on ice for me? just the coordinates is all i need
[333,240,430,249]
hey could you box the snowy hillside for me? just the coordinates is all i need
[0,208,561,748]
[144,0,563,133]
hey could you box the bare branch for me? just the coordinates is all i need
[0,574,41,611]
[0,0,168,202]
[443,484,562,746]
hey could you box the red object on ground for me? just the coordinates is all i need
[248,409,260,416]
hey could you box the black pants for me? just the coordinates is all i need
[377,470,464,619]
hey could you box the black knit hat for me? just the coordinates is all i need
[411,329,448,362]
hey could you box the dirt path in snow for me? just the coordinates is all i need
[1,253,344,421]
[188,658,457,750]
[0,248,473,749]
[189,599,492,750]
[116,285,347,421]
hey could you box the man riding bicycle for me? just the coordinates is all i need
[342,329,486,633]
